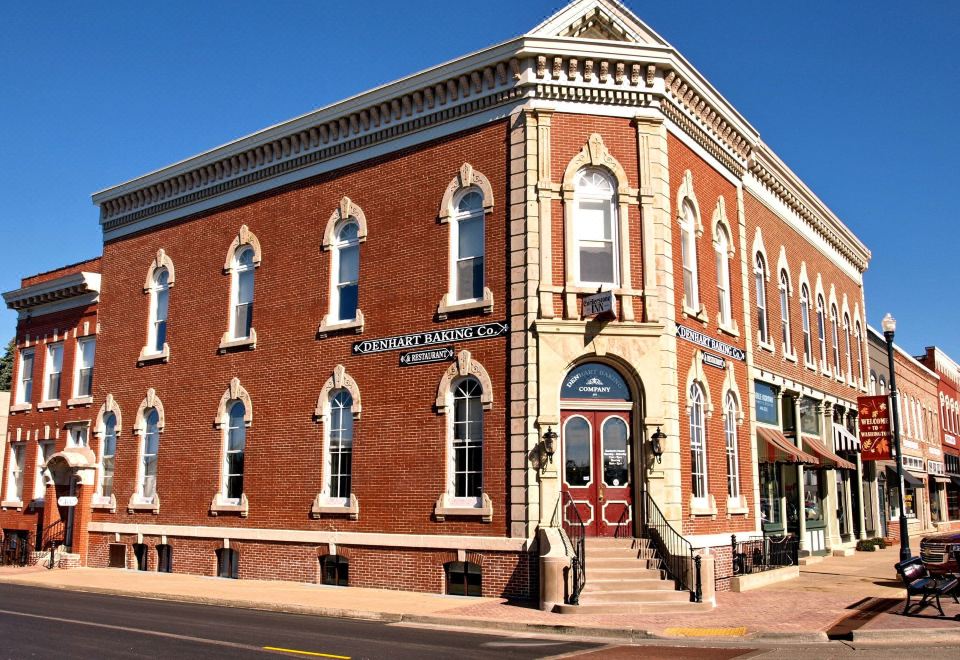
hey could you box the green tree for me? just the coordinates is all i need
[0,338,14,391]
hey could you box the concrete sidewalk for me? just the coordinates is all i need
[1,545,958,643]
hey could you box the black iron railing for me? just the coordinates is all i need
[560,490,586,605]
[0,533,30,567]
[41,520,65,569]
[643,492,702,602]
[732,534,798,576]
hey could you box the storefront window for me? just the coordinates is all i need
[930,480,942,522]
[891,484,917,519]
[782,395,796,434]
[759,463,781,526]
[948,484,960,521]
[754,382,779,425]
[804,469,823,521]
[799,397,820,435]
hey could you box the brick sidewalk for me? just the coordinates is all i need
[1,545,957,639]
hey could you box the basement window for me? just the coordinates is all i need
[157,544,172,573]
[133,543,148,571]
[320,555,349,586]
[445,561,482,597]
[108,543,126,568]
[216,548,239,579]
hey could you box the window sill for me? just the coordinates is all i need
[311,492,359,520]
[127,494,160,514]
[803,359,817,371]
[218,329,257,353]
[67,396,94,408]
[210,492,249,517]
[0,500,24,511]
[783,349,797,363]
[688,494,717,517]
[682,304,708,324]
[820,365,831,378]
[727,496,749,515]
[138,344,170,365]
[92,494,117,513]
[718,320,740,337]
[757,339,775,353]
[318,311,365,338]
[37,399,61,411]
[434,492,493,522]
[9,402,32,413]
[436,288,494,320]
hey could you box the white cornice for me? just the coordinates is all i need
[3,272,101,312]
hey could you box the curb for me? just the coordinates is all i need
[851,627,960,644]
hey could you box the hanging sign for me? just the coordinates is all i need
[582,290,615,317]
[352,321,508,355]
[676,324,745,361]
[399,346,455,367]
[57,496,78,507]
[858,395,892,461]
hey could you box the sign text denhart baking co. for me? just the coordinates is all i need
[353,321,508,355]
[675,324,746,361]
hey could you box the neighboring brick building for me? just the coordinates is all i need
[0,0,877,607]
[917,346,960,529]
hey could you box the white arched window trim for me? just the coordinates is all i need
[434,350,493,522]
[312,365,362,519]
[437,163,495,319]
[320,197,367,335]
[92,394,122,511]
[219,225,261,352]
[712,197,737,334]
[140,249,174,363]
[210,377,252,516]
[677,170,705,322]
[128,388,165,513]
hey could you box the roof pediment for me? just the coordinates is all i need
[528,0,671,47]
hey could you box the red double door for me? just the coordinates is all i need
[561,410,633,537]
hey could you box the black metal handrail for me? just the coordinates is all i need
[0,533,30,567]
[41,520,65,569]
[560,490,586,605]
[644,492,702,602]
[731,534,798,576]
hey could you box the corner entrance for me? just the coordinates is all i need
[560,363,635,537]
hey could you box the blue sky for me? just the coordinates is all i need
[1,1,957,359]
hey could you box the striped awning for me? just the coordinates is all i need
[803,436,856,470]
[833,424,860,453]
[757,427,819,465]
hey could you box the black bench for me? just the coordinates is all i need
[895,557,959,617]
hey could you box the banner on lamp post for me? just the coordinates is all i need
[858,395,892,461]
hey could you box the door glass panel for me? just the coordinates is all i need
[563,417,591,486]
[602,417,629,487]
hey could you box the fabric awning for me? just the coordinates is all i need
[886,466,925,488]
[931,474,951,484]
[757,427,819,465]
[803,436,856,470]
[833,424,860,452]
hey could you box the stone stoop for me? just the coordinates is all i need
[556,537,712,614]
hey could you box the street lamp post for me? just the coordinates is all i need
[882,313,912,562]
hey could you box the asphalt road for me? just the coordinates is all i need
[0,583,599,659]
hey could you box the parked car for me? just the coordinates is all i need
[919,531,960,574]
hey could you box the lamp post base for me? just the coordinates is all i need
[898,515,912,562]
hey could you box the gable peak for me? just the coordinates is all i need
[529,0,671,47]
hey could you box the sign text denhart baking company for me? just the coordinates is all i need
[353,321,508,355]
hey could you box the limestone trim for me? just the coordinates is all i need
[676,170,707,322]
[436,291,494,319]
[312,492,359,520]
[222,224,262,271]
[138,344,170,364]
[434,492,494,523]
[88,521,532,551]
[314,365,362,423]
[218,331,257,352]
[721,363,745,425]
[143,248,176,291]
[210,492,249,517]
[434,350,494,412]
[438,163,495,222]
[318,310,365,337]
[560,133,639,320]
[214,378,253,428]
[133,388,165,435]
[127,496,160,514]
[91,493,117,513]
[711,197,734,258]
[321,196,369,250]
[94,394,123,440]
[684,350,714,419]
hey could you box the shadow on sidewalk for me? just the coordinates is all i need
[825,597,902,639]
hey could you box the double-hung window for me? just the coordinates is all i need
[223,402,246,503]
[800,285,813,364]
[452,378,484,502]
[43,343,63,401]
[574,169,618,286]
[689,383,707,500]
[16,348,34,405]
[34,440,54,501]
[843,313,853,381]
[100,413,117,498]
[830,305,841,374]
[327,390,353,502]
[332,222,360,321]
[6,444,26,502]
[724,393,740,500]
[816,295,827,369]
[149,268,170,354]
[715,227,732,327]
[855,322,864,385]
[779,271,792,353]
[453,191,486,300]
[754,253,768,342]
[74,337,95,399]
[140,409,160,501]
[232,247,255,340]
[680,202,700,311]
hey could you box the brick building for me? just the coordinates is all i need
[917,346,960,529]
[1,0,875,609]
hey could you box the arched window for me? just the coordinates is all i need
[231,247,255,340]
[100,413,117,498]
[816,295,827,368]
[724,392,740,499]
[843,313,853,381]
[327,390,354,501]
[878,376,886,394]
[149,268,170,354]
[800,285,813,364]
[715,226,732,326]
[680,201,700,311]
[453,378,484,501]
[855,321,864,385]
[689,382,707,500]
[140,409,160,500]
[753,253,768,343]
[870,373,877,395]
[331,220,360,322]
[574,168,618,286]
[453,190,486,300]
[223,401,246,503]
[779,270,792,353]
[830,305,841,373]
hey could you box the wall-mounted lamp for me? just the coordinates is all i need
[650,426,666,464]
[542,427,558,460]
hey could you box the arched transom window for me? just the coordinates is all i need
[232,247,255,340]
[753,252,768,343]
[149,268,170,354]
[680,202,700,312]
[779,270,792,354]
[452,377,484,502]
[724,392,740,499]
[332,220,361,322]
[689,382,707,501]
[452,190,485,301]
[327,389,354,501]
[223,401,246,503]
[574,168,618,286]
